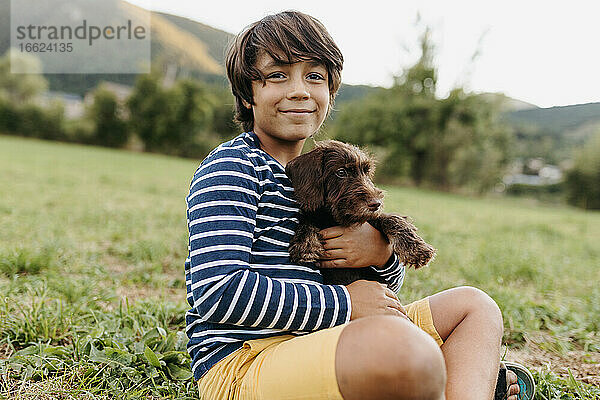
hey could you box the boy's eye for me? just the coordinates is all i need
[307,72,325,81]
[267,72,285,79]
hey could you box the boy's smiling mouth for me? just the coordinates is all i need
[280,108,315,114]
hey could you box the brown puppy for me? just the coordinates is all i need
[285,140,436,286]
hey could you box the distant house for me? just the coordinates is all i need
[538,165,562,182]
[503,159,563,186]
[503,174,546,186]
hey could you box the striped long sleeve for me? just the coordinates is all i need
[370,253,405,293]
[184,132,353,379]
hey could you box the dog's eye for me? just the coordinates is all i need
[335,168,348,178]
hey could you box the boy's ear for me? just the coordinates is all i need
[285,147,325,213]
[242,99,252,109]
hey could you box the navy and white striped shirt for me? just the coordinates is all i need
[185,131,406,380]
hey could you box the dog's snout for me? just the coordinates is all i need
[368,199,382,211]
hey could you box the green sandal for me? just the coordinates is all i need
[495,361,536,400]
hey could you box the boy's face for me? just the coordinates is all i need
[246,51,330,145]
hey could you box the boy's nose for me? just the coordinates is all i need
[287,79,310,100]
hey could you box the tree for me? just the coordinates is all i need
[126,73,171,152]
[209,88,238,141]
[564,131,600,209]
[169,78,217,156]
[127,74,219,157]
[87,86,128,148]
[331,27,511,193]
[0,49,48,104]
[0,50,65,140]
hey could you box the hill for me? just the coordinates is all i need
[335,84,383,104]
[502,102,600,162]
[505,102,600,134]
[154,11,233,66]
[0,0,233,94]
[474,94,600,162]
[476,92,539,112]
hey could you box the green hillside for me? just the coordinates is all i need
[506,102,600,134]
[0,0,232,94]
[335,84,383,104]
[502,102,600,162]
[476,92,539,112]
[154,11,233,65]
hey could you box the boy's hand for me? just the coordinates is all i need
[318,222,393,269]
[346,280,409,321]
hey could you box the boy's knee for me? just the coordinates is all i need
[370,315,443,365]
[337,315,446,399]
[458,286,504,334]
[380,319,446,398]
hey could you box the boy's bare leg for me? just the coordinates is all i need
[335,315,447,400]
[428,286,520,400]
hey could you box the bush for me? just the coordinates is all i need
[18,101,65,140]
[0,98,20,132]
[127,74,219,157]
[63,118,95,144]
[87,87,129,148]
[0,98,65,140]
[564,131,600,209]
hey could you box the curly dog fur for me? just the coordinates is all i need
[285,140,436,286]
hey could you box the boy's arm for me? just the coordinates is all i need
[185,150,351,331]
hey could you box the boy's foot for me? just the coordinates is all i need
[505,369,520,400]
[495,361,536,400]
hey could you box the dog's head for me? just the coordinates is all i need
[285,140,384,224]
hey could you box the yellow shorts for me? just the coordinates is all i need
[197,297,443,400]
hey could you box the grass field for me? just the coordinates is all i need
[0,135,599,399]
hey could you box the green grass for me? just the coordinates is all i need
[1,135,598,398]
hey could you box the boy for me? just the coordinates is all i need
[185,10,521,400]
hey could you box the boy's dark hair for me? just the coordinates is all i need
[225,11,344,133]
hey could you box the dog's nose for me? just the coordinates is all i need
[368,200,382,211]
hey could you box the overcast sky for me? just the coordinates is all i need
[126,0,600,108]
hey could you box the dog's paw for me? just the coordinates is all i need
[377,214,436,269]
[405,244,435,269]
[402,243,436,269]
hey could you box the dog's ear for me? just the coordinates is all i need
[285,147,325,212]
